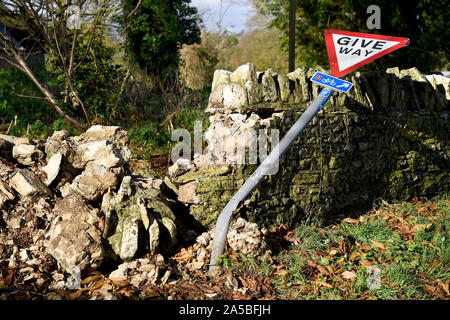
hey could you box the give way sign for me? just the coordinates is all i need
[325,29,409,77]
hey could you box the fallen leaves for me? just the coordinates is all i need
[343,217,360,225]
[370,240,386,252]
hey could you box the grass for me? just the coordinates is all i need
[219,195,450,300]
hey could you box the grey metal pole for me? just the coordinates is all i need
[289,0,296,72]
[209,88,334,271]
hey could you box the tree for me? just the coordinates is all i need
[0,0,142,130]
[254,0,449,72]
[124,0,201,75]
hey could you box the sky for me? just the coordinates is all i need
[190,0,254,33]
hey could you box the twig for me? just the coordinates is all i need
[5,120,13,135]
[13,92,47,100]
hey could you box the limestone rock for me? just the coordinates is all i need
[108,256,164,288]
[10,169,52,197]
[426,74,450,100]
[73,140,129,170]
[227,218,266,257]
[261,69,278,102]
[42,153,62,186]
[0,179,14,208]
[178,181,200,204]
[44,130,72,160]
[0,134,30,147]
[168,158,192,178]
[45,126,131,202]
[207,83,248,112]
[69,162,120,201]
[47,194,104,277]
[12,144,44,165]
[79,125,129,148]
[211,69,231,92]
[102,176,178,261]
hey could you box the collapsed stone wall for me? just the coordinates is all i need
[173,63,449,229]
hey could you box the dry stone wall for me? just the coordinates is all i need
[174,63,449,229]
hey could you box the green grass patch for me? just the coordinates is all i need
[220,196,449,300]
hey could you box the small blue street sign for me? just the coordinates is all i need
[310,72,353,93]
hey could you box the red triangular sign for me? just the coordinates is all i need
[325,29,409,77]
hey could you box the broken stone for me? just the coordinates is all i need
[211,69,232,92]
[341,270,357,280]
[168,158,192,178]
[44,130,72,160]
[5,215,22,229]
[109,262,129,279]
[261,69,278,102]
[73,140,129,170]
[79,125,129,148]
[69,162,120,201]
[196,232,212,247]
[42,153,62,186]
[47,194,104,277]
[0,134,30,147]
[12,144,44,166]
[0,180,14,209]
[226,218,266,257]
[102,177,178,261]
[10,169,52,197]
[178,181,200,204]
[207,83,248,112]
[44,126,132,202]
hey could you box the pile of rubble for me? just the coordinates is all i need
[0,125,268,299]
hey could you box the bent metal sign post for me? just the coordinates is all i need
[209,30,410,271]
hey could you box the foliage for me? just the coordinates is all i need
[254,0,449,72]
[46,38,123,125]
[125,0,202,75]
[0,68,51,123]
[128,122,172,159]
[223,28,289,74]
[179,26,289,90]
[179,31,220,90]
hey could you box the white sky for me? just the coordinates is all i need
[190,0,253,33]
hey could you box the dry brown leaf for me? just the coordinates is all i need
[90,279,107,291]
[360,260,372,267]
[418,206,429,214]
[411,224,432,232]
[307,260,317,267]
[111,278,129,289]
[4,269,15,286]
[370,240,386,251]
[317,265,331,276]
[359,245,372,252]
[430,204,438,212]
[172,249,194,263]
[350,252,361,261]
[82,274,104,285]
[343,217,360,224]
[436,279,450,296]
[238,276,248,288]
[317,281,333,288]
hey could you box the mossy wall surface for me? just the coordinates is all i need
[182,65,449,229]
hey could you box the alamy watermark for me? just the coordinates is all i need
[366,265,382,289]
[67,5,81,30]
[367,5,381,30]
[171,121,280,175]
